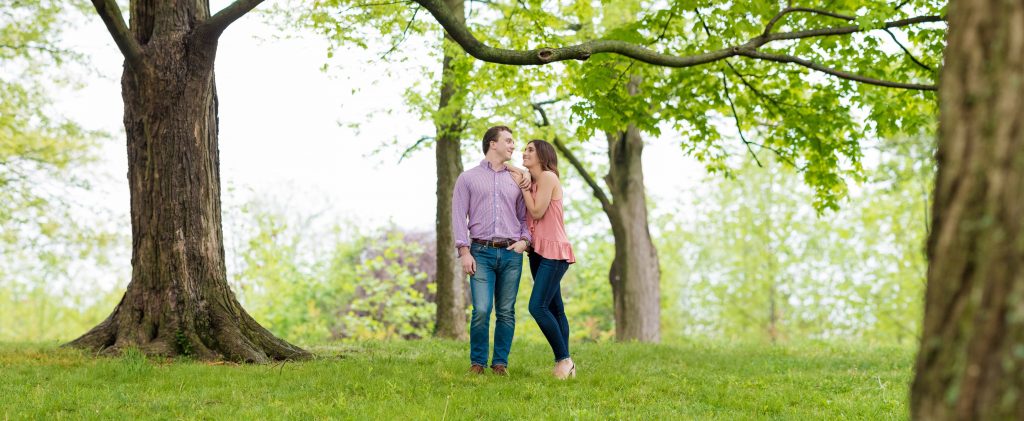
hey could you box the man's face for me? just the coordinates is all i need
[492,130,516,161]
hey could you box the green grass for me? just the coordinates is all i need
[1,339,912,420]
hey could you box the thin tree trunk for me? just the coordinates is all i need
[432,0,467,339]
[768,285,778,343]
[766,168,779,344]
[68,0,307,362]
[605,125,661,342]
[911,0,1024,417]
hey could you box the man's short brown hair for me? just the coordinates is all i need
[482,125,512,154]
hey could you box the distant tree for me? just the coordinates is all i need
[669,134,931,343]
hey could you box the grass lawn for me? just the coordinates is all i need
[1,339,912,419]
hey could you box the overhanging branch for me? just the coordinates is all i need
[531,101,614,213]
[737,49,934,90]
[694,9,762,167]
[382,5,421,59]
[763,7,855,35]
[883,28,934,72]
[553,137,613,214]
[411,0,942,90]
[0,43,74,58]
[398,135,432,163]
[90,0,147,72]
[765,15,943,43]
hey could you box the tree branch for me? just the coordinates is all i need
[340,0,414,14]
[532,97,563,110]
[512,0,547,36]
[763,7,855,35]
[398,135,432,163]
[553,137,614,214]
[382,5,421,59]
[694,9,762,167]
[694,8,806,170]
[726,62,791,110]
[737,49,934,90]
[344,0,411,11]
[719,70,763,167]
[411,0,942,90]
[765,15,943,43]
[197,0,265,40]
[0,43,74,58]
[530,102,614,214]
[882,28,934,72]
[531,101,552,126]
[90,0,147,72]
[647,7,678,46]
[724,61,827,156]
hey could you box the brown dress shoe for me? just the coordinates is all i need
[491,365,508,376]
[469,364,485,374]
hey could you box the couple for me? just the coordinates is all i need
[451,125,577,379]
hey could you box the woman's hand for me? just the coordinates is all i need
[506,240,529,254]
[510,168,531,190]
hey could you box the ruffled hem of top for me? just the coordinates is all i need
[532,239,576,264]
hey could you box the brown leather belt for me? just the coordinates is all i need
[472,238,517,248]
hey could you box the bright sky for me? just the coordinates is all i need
[57,3,704,232]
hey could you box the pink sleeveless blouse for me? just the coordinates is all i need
[527,182,576,264]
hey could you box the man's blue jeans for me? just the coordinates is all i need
[469,243,523,367]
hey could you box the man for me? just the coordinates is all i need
[452,125,531,375]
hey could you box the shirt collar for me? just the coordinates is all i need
[479,159,508,173]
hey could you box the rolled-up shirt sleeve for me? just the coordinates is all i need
[516,192,532,243]
[452,174,471,250]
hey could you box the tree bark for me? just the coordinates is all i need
[911,0,1024,417]
[432,0,467,340]
[68,0,308,362]
[605,125,661,342]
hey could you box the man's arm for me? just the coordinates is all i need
[452,174,471,250]
[452,174,476,274]
[505,191,532,254]
[516,190,532,244]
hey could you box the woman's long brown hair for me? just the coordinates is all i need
[529,139,559,177]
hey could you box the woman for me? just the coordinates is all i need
[510,139,576,380]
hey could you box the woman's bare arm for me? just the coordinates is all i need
[522,171,558,220]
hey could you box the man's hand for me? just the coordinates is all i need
[460,251,477,275]
[507,240,529,254]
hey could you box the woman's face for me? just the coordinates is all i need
[522,142,538,168]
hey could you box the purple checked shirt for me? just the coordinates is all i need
[452,160,532,250]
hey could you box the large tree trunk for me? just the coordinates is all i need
[68,0,308,362]
[911,0,1024,418]
[605,125,661,342]
[431,0,467,339]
